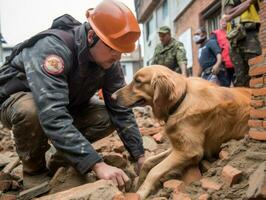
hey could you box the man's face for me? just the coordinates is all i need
[193,29,206,44]
[220,19,227,29]
[159,32,171,46]
[89,35,122,70]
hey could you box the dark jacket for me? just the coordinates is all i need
[0,22,144,174]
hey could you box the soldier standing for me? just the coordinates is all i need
[223,0,262,87]
[152,26,188,77]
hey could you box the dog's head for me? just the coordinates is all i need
[112,65,187,120]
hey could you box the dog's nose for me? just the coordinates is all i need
[111,93,117,100]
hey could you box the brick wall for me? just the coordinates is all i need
[174,0,216,75]
[248,1,266,141]
[259,1,266,49]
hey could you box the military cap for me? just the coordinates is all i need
[158,26,171,34]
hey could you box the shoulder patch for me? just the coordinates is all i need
[43,55,64,75]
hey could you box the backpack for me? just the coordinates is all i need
[211,30,234,69]
[2,14,81,67]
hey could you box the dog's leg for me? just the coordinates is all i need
[138,148,171,187]
[137,151,188,200]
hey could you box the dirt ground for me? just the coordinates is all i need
[0,106,265,200]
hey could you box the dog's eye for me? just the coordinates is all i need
[134,79,141,84]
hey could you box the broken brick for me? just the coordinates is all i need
[249,130,266,141]
[200,178,222,190]
[198,193,210,200]
[163,179,185,192]
[182,166,202,185]
[222,165,242,186]
[172,191,191,200]
[219,150,229,160]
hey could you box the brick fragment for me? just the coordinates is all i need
[221,165,242,186]
[250,109,266,118]
[248,120,263,128]
[182,166,202,185]
[249,65,266,76]
[251,88,266,96]
[219,150,229,160]
[198,193,210,200]
[249,130,266,141]
[249,55,265,66]
[200,178,222,190]
[250,76,264,88]
[163,179,185,191]
[172,191,191,200]
[250,99,264,108]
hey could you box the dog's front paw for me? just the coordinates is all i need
[137,188,149,200]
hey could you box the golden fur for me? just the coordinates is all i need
[112,65,251,199]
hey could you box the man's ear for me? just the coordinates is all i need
[87,30,95,45]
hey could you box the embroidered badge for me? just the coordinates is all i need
[43,55,64,75]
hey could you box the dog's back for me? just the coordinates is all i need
[174,77,251,158]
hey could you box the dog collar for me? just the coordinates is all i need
[169,91,187,115]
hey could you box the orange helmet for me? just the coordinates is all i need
[86,0,140,53]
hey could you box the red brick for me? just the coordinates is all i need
[198,194,210,200]
[250,99,264,108]
[182,166,202,185]
[163,179,185,191]
[172,191,191,200]
[221,165,242,186]
[263,121,266,128]
[251,88,266,96]
[124,193,140,200]
[0,194,17,200]
[248,120,263,128]
[37,180,120,200]
[249,65,266,76]
[249,76,264,88]
[200,178,222,190]
[219,150,229,160]
[249,130,266,141]
[250,109,266,118]
[248,55,265,66]
[152,132,165,143]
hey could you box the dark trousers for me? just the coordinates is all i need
[0,92,114,174]
[230,30,262,87]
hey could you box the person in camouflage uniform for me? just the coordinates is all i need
[223,0,262,87]
[0,0,145,189]
[152,26,188,76]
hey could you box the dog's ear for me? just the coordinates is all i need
[151,74,177,119]
[151,73,186,120]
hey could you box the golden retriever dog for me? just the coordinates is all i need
[112,65,251,199]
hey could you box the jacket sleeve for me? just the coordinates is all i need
[176,42,188,67]
[151,46,159,65]
[102,62,144,160]
[19,36,102,174]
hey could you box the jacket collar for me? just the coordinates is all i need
[74,22,104,77]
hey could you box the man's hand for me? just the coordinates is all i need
[222,14,232,22]
[136,155,145,176]
[92,161,129,189]
[212,65,220,75]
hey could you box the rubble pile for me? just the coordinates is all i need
[0,107,265,200]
